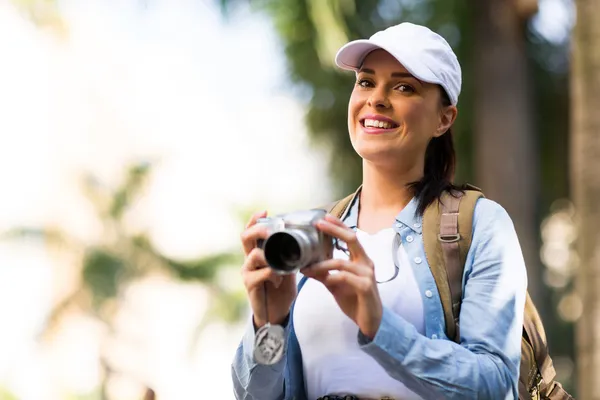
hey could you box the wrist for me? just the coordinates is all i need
[360,325,379,341]
[361,308,383,340]
[252,313,290,332]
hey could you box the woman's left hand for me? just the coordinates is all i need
[302,214,383,339]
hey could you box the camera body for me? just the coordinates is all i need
[256,209,333,274]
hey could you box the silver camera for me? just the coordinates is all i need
[256,209,333,274]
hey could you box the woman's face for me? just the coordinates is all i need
[348,49,456,172]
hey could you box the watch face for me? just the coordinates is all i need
[253,323,285,365]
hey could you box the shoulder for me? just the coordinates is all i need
[469,197,522,258]
[468,198,525,272]
[463,197,528,317]
[472,197,514,232]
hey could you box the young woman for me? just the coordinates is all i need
[232,22,527,400]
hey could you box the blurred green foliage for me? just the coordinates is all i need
[3,162,246,399]
[6,162,245,327]
[0,387,19,400]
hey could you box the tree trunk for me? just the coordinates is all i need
[472,1,544,312]
[572,0,600,397]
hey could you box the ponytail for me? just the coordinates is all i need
[408,88,462,215]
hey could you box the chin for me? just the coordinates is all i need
[352,139,398,163]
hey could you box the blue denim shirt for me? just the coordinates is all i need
[231,195,527,400]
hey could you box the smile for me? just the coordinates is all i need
[359,116,400,133]
[362,118,398,129]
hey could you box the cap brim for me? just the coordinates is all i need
[335,39,450,101]
[335,39,436,82]
[335,40,384,70]
[336,38,460,106]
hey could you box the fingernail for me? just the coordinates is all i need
[274,276,283,288]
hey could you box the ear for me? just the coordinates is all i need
[433,105,458,138]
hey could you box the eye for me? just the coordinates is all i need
[356,79,374,88]
[396,84,415,93]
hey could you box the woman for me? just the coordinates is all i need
[232,22,527,400]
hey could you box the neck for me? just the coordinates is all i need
[360,159,422,212]
[356,160,421,233]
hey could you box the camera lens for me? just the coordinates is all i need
[263,231,303,272]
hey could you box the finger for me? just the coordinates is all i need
[324,214,346,227]
[242,249,284,288]
[271,274,284,288]
[243,267,277,290]
[242,248,267,272]
[241,223,269,255]
[311,270,369,292]
[316,220,368,260]
[303,259,370,277]
[245,210,268,229]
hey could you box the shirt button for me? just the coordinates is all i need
[414,257,422,264]
[431,334,438,339]
[395,222,403,228]
[425,290,433,298]
[406,235,414,243]
[414,223,421,228]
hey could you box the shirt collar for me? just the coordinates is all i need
[342,188,423,234]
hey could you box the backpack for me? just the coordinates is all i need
[323,186,574,400]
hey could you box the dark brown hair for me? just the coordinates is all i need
[408,87,463,215]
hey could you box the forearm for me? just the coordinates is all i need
[359,307,517,400]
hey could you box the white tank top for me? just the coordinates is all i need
[293,227,425,400]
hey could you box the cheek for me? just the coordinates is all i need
[348,93,364,132]
[402,102,438,137]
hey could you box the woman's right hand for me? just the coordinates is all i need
[241,211,297,329]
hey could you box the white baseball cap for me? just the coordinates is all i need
[335,22,462,105]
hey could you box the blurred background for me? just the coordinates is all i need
[0,0,598,399]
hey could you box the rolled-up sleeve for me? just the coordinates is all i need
[231,316,288,400]
[358,199,527,400]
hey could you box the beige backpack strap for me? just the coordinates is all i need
[523,291,569,399]
[317,187,361,219]
[439,193,463,341]
[543,382,575,400]
[523,292,556,384]
[423,189,484,342]
[329,193,355,218]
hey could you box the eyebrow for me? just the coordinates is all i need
[358,68,415,79]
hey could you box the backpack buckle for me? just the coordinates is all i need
[530,372,543,400]
[438,233,461,243]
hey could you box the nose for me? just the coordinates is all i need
[367,86,391,109]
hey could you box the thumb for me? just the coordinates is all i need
[271,274,283,288]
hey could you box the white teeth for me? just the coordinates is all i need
[364,119,393,129]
